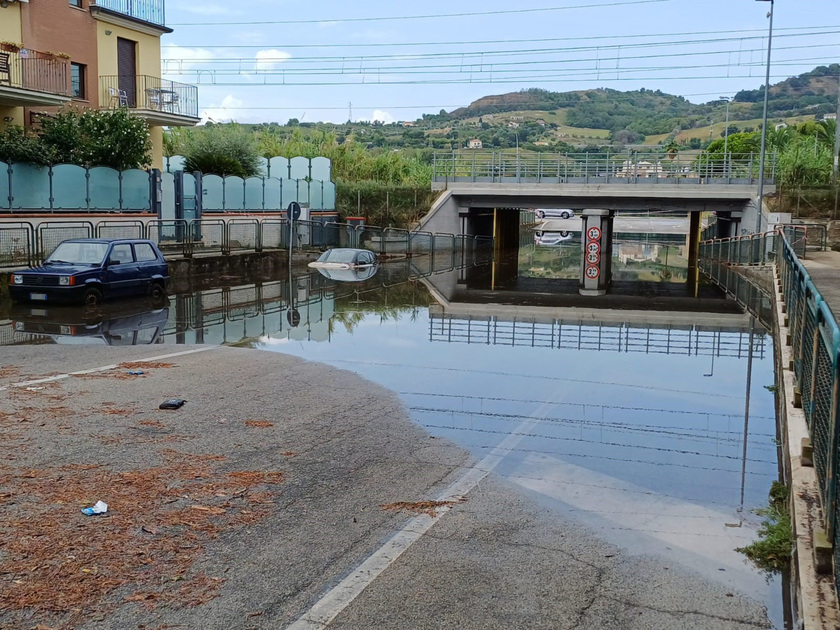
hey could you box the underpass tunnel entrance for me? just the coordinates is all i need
[467,205,706,299]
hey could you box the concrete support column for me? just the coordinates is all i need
[579,209,614,296]
[687,211,701,297]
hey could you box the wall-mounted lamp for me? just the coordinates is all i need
[0,2,10,9]
[3,117,14,124]
[105,30,112,35]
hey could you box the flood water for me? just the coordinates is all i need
[0,228,785,627]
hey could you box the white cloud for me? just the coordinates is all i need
[359,109,395,124]
[255,49,292,72]
[201,94,245,124]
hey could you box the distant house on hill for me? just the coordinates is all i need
[400,121,417,127]
[467,139,483,149]
[508,122,520,129]
[825,113,837,121]
[615,160,665,178]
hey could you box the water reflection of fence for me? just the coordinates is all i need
[428,316,766,359]
[0,218,494,266]
[701,227,840,601]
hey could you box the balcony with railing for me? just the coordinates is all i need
[99,75,199,126]
[90,0,166,28]
[0,48,71,107]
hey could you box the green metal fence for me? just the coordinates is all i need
[701,228,840,597]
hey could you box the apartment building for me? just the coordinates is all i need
[0,0,198,168]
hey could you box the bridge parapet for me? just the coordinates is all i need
[432,151,776,188]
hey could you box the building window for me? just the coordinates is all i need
[70,0,82,6]
[71,63,86,99]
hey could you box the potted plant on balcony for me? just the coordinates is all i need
[0,41,23,54]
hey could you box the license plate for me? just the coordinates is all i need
[29,293,48,301]
[31,309,48,317]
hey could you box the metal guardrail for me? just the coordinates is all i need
[0,218,493,266]
[700,227,840,599]
[432,151,777,185]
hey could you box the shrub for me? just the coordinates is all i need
[182,124,261,177]
[38,107,152,170]
[0,126,56,165]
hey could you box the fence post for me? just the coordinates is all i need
[48,165,54,210]
[149,169,163,218]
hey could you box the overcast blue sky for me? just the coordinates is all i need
[161,0,840,124]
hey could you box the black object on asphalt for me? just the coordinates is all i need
[159,398,186,410]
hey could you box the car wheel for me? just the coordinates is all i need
[83,287,103,307]
[536,211,545,219]
[560,231,570,237]
[560,211,571,219]
[149,282,167,308]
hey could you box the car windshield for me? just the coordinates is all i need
[316,249,359,264]
[46,242,109,265]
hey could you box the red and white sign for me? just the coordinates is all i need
[585,265,601,279]
[586,241,601,255]
[586,251,601,265]
[587,227,602,241]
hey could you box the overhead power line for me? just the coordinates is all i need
[169,0,671,26]
[161,43,839,76]
[161,25,840,50]
[161,31,840,66]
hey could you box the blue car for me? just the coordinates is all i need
[8,238,169,306]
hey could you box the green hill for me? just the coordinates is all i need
[439,65,839,141]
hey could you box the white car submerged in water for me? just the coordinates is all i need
[534,231,574,246]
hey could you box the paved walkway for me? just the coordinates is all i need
[801,251,840,319]
[0,346,774,629]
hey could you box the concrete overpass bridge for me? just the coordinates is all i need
[421,151,779,296]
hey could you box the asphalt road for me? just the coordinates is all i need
[0,346,772,630]
[540,216,690,234]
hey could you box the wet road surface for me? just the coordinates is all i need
[0,243,785,628]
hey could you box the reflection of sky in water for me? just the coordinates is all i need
[260,307,783,625]
[262,310,776,513]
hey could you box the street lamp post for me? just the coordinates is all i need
[721,96,731,176]
[755,0,775,234]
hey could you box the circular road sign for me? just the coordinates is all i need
[288,201,302,221]
[587,226,602,241]
[287,308,301,328]
[586,251,601,265]
[586,241,601,255]
[585,265,601,280]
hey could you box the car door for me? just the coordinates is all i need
[105,243,141,298]
[133,242,159,292]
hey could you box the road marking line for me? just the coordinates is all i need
[0,346,221,391]
[287,400,554,630]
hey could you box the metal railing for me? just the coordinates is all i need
[92,0,165,26]
[429,316,765,358]
[99,75,198,119]
[0,48,70,97]
[700,227,840,599]
[432,151,777,185]
[0,218,493,267]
